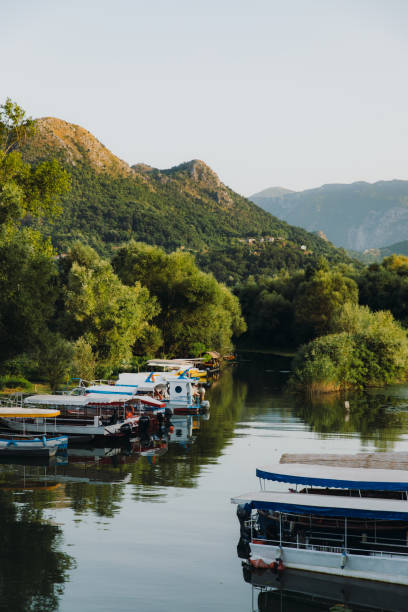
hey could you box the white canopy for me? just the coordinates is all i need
[136,395,165,407]
[24,394,132,406]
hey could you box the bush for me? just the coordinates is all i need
[0,375,33,391]
[290,303,408,393]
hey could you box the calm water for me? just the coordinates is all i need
[2,354,408,611]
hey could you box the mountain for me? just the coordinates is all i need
[250,180,408,251]
[349,239,408,264]
[250,186,295,199]
[18,117,352,269]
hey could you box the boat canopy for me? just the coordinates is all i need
[257,463,408,492]
[231,491,408,520]
[24,393,133,406]
[146,359,192,367]
[136,395,165,408]
[85,384,137,396]
[0,407,60,418]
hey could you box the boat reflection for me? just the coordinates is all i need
[242,564,408,612]
[168,414,209,449]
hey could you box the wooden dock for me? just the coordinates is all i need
[280,452,408,470]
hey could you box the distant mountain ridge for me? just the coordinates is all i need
[250,186,295,199]
[17,117,352,268]
[250,180,408,251]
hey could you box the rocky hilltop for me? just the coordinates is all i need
[17,117,352,264]
[250,180,408,251]
[23,117,134,176]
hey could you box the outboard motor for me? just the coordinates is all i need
[120,423,132,435]
[164,407,173,422]
[237,503,252,544]
[138,414,150,435]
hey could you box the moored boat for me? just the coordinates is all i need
[0,407,68,457]
[5,394,158,439]
[114,372,210,414]
[233,458,408,585]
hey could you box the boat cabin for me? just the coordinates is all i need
[233,460,408,585]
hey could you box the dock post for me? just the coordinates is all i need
[279,513,282,547]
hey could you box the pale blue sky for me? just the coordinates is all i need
[2,0,407,195]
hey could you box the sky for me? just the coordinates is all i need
[1,0,408,195]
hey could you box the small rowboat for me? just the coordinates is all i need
[0,407,68,457]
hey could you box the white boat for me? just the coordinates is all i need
[0,408,68,457]
[146,359,209,379]
[232,460,408,585]
[5,394,148,438]
[114,373,210,414]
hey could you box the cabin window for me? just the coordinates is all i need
[175,385,182,393]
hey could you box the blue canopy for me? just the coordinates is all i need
[231,491,408,521]
[256,464,408,492]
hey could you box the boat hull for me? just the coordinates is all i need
[0,417,138,438]
[0,445,57,458]
[0,435,67,449]
[249,541,408,585]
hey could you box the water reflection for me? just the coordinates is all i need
[0,488,74,611]
[242,565,408,612]
[293,391,408,450]
[4,356,408,610]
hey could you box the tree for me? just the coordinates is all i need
[291,302,408,393]
[38,333,74,392]
[60,243,159,375]
[358,257,408,327]
[112,241,246,355]
[0,99,71,369]
[0,98,70,228]
[71,337,97,382]
[294,266,358,341]
[0,98,35,153]
[0,228,58,363]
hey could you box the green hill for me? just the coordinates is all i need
[251,180,408,251]
[18,117,353,273]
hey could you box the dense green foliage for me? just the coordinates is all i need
[0,229,58,364]
[58,242,159,376]
[112,241,246,355]
[290,303,408,393]
[236,261,358,349]
[0,102,70,229]
[196,240,354,286]
[358,255,408,327]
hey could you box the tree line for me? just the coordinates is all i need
[235,255,408,393]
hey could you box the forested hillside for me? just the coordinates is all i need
[18,117,352,274]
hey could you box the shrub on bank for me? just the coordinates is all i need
[0,375,33,391]
[290,303,408,393]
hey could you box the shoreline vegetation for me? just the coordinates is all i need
[289,303,408,395]
[2,98,408,396]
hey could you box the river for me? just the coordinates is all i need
[2,353,408,611]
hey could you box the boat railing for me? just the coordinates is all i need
[61,378,116,394]
[0,393,24,408]
[252,536,408,558]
